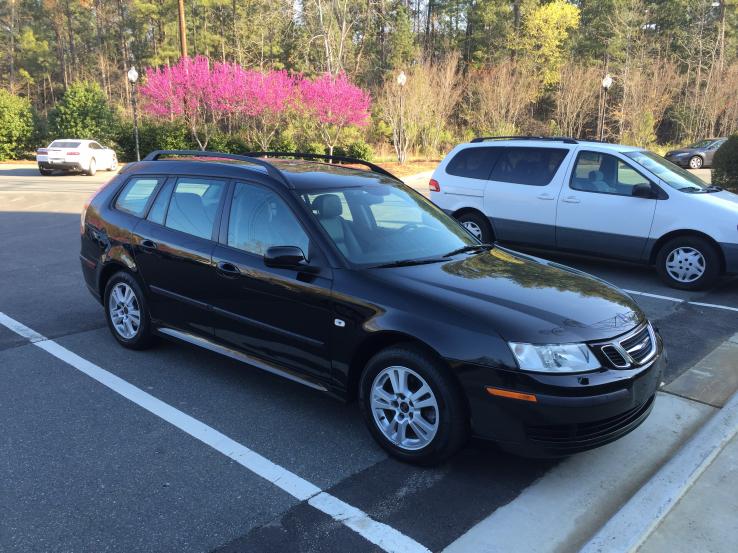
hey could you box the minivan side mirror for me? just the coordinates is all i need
[264,246,308,269]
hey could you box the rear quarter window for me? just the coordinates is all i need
[489,147,569,186]
[445,147,501,180]
[114,177,162,217]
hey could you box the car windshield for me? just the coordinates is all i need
[300,183,478,266]
[624,150,711,192]
[688,140,714,149]
[49,141,81,148]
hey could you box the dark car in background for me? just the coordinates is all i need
[665,138,727,169]
[80,150,665,465]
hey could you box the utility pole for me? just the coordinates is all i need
[177,0,188,58]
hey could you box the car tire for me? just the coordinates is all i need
[359,344,469,466]
[109,155,118,171]
[455,211,493,243]
[655,236,720,291]
[86,158,97,176]
[38,166,53,176]
[688,155,703,169]
[104,271,155,350]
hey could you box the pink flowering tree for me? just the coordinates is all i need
[140,56,246,150]
[240,70,299,151]
[298,72,371,156]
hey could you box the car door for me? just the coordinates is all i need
[210,180,334,380]
[556,150,658,260]
[90,141,111,167]
[132,175,228,336]
[483,146,571,247]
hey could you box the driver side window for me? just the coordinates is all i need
[571,151,650,197]
[227,182,309,258]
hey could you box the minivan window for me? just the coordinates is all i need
[114,177,162,217]
[625,151,710,192]
[489,148,568,186]
[445,147,501,180]
[165,178,225,239]
[227,182,309,257]
[571,152,650,196]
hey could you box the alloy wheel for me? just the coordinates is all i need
[370,365,439,451]
[462,221,483,239]
[689,156,703,169]
[108,282,141,339]
[665,246,706,283]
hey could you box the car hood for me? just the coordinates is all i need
[374,248,645,344]
[685,188,738,209]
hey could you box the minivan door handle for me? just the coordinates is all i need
[216,261,241,277]
[141,239,158,250]
[537,193,555,200]
[562,196,581,204]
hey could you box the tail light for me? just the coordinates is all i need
[429,178,440,192]
[68,151,80,156]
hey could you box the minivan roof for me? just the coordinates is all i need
[462,138,644,153]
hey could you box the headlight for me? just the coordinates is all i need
[508,342,600,373]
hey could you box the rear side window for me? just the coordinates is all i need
[165,178,226,240]
[115,177,162,217]
[489,147,568,186]
[445,147,501,180]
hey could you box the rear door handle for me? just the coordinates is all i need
[141,239,158,250]
[562,196,581,204]
[216,261,240,277]
[537,193,555,200]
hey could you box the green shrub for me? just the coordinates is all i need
[712,135,738,192]
[50,81,118,142]
[343,141,374,161]
[0,90,34,160]
[114,120,193,161]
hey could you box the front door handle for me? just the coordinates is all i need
[216,261,241,277]
[537,193,555,200]
[141,239,158,250]
[562,196,581,204]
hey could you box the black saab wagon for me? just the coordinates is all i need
[80,150,665,465]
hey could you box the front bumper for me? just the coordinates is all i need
[461,332,665,457]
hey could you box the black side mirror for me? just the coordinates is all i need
[632,184,655,199]
[264,246,308,269]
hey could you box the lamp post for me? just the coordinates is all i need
[397,71,407,164]
[599,74,613,142]
[127,66,141,162]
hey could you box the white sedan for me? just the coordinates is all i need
[36,139,118,176]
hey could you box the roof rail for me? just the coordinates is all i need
[470,136,579,145]
[142,150,291,187]
[246,151,402,182]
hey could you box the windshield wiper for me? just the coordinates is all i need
[371,257,446,269]
[442,243,495,258]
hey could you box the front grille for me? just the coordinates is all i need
[526,395,655,453]
[595,323,657,369]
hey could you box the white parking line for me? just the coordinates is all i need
[624,289,738,313]
[0,312,430,553]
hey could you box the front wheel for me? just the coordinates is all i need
[109,155,118,171]
[359,345,469,466]
[655,236,720,290]
[455,211,493,243]
[104,271,155,349]
[688,155,703,169]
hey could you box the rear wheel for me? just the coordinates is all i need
[455,211,493,243]
[360,345,469,466]
[104,271,154,349]
[688,155,703,169]
[38,166,53,176]
[86,158,97,176]
[655,236,720,290]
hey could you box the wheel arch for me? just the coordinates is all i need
[98,260,140,299]
[451,207,495,240]
[649,229,725,271]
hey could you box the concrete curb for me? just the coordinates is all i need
[579,386,738,553]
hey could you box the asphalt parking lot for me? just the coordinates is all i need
[1,164,736,553]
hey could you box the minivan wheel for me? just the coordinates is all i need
[104,271,154,349]
[359,345,469,466]
[688,155,703,169]
[655,236,720,291]
[456,211,493,243]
